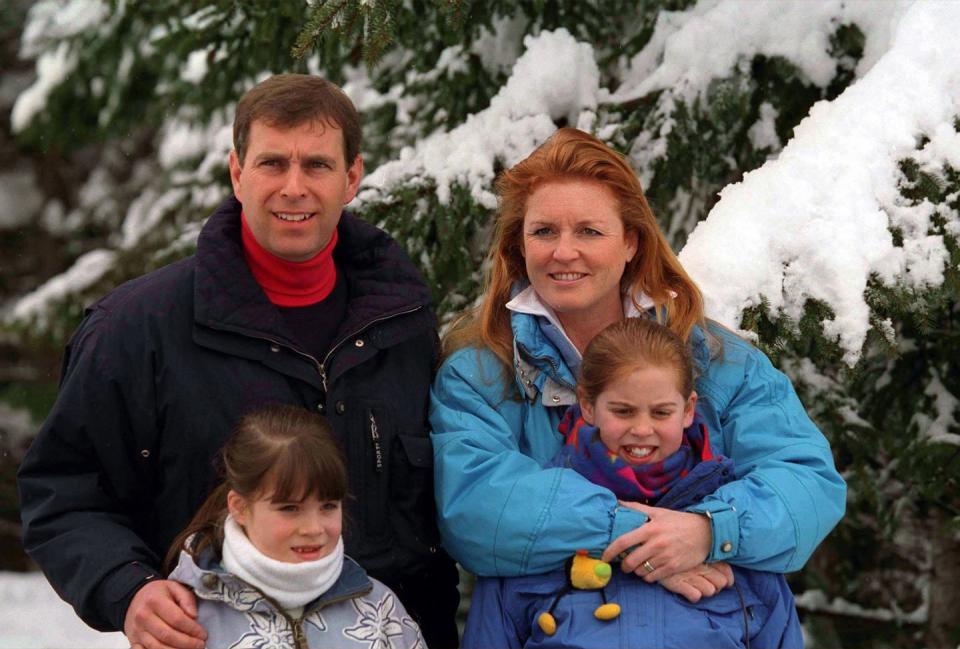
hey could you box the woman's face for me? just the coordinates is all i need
[522,179,637,329]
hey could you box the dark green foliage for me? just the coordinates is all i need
[364,182,489,317]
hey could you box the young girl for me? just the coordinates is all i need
[166,405,425,649]
[464,319,803,649]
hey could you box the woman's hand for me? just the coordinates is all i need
[658,562,735,602]
[602,501,712,581]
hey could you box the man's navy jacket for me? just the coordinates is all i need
[18,197,457,645]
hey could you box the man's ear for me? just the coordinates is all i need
[228,150,243,200]
[682,391,698,428]
[342,154,364,204]
[227,489,248,526]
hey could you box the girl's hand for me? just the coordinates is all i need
[602,502,712,581]
[658,562,735,602]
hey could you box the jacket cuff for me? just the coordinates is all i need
[97,561,164,631]
[610,506,648,547]
[687,499,739,562]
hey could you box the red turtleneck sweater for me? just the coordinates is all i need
[241,214,338,306]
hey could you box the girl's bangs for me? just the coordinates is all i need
[262,443,347,503]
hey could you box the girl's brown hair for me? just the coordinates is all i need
[444,128,705,374]
[578,318,696,406]
[164,405,347,571]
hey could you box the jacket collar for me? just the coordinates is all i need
[506,284,709,404]
[507,285,659,395]
[171,546,372,613]
[193,197,432,348]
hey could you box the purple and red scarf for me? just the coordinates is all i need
[557,405,714,504]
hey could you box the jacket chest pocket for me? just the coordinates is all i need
[341,401,435,546]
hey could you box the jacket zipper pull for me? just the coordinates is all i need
[319,363,328,392]
[292,618,308,649]
[369,412,383,473]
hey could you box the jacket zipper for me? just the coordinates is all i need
[240,304,424,393]
[291,617,308,649]
[197,573,374,648]
[516,342,576,392]
[318,304,424,392]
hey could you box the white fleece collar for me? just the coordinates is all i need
[221,514,343,612]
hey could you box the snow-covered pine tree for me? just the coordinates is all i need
[3,1,958,646]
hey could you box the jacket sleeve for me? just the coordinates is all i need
[687,331,847,572]
[17,307,164,631]
[429,349,647,576]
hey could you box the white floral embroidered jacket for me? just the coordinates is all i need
[169,549,426,649]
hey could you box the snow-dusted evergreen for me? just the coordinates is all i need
[3,1,958,646]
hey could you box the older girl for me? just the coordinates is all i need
[464,319,802,649]
[431,128,844,590]
[165,405,424,649]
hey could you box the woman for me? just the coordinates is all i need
[430,128,845,588]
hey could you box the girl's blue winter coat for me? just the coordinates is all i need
[463,443,803,648]
[429,308,846,577]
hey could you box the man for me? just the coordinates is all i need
[18,74,459,649]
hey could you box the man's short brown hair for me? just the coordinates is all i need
[233,74,361,166]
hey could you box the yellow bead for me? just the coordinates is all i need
[538,612,558,635]
[594,603,621,621]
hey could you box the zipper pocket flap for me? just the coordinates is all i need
[398,434,433,468]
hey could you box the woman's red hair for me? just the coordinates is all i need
[445,128,705,375]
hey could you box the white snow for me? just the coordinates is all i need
[181,49,211,84]
[11,43,77,133]
[611,0,909,104]
[359,28,599,208]
[747,102,780,152]
[796,588,927,625]
[470,14,526,76]
[915,370,960,446]
[12,0,113,132]
[120,188,188,249]
[9,249,116,326]
[19,0,111,58]
[679,0,960,364]
[0,572,126,648]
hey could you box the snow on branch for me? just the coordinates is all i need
[8,249,116,328]
[357,28,600,209]
[679,0,960,365]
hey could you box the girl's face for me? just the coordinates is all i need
[580,364,697,465]
[228,487,342,563]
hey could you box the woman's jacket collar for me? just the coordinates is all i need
[505,284,709,404]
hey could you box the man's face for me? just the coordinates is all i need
[229,119,363,262]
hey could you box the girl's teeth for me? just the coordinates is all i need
[627,446,653,458]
